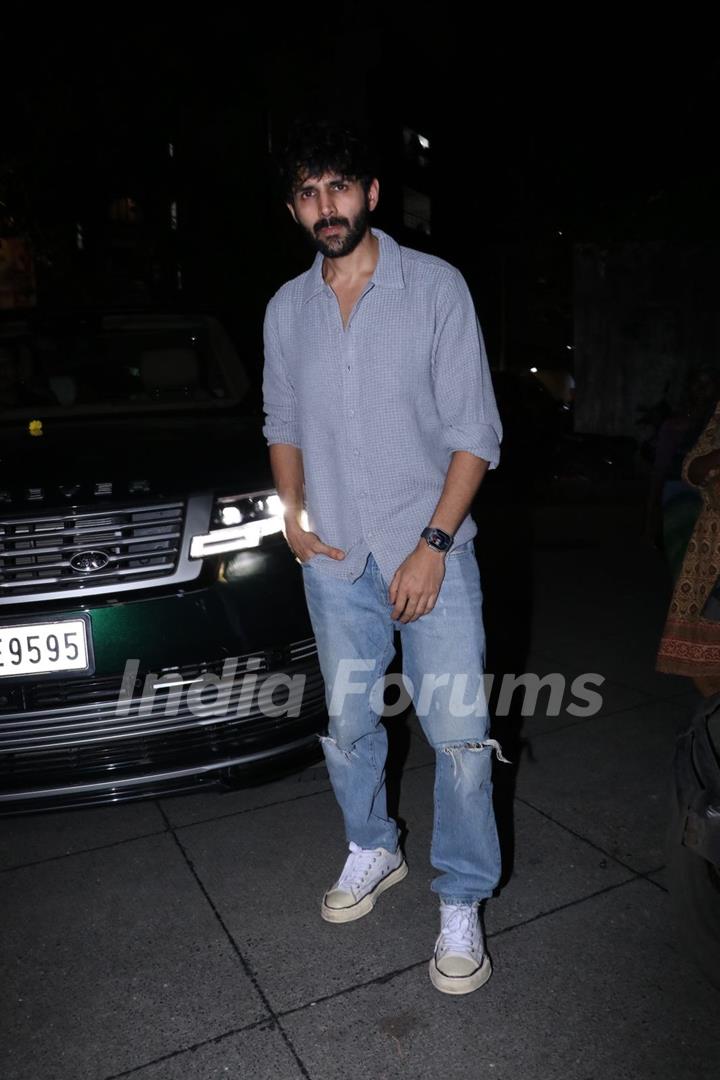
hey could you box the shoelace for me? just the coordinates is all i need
[436,904,479,955]
[336,842,382,892]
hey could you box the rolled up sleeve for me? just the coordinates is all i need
[262,299,301,448]
[431,270,502,468]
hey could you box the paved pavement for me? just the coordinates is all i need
[2,501,719,1080]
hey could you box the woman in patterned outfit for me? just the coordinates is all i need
[657,399,720,696]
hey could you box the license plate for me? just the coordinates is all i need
[0,619,91,678]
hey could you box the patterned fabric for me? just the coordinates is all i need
[262,229,502,582]
[657,400,720,675]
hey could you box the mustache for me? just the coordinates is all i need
[314,217,349,234]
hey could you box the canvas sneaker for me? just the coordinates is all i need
[429,901,492,994]
[321,842,408,923]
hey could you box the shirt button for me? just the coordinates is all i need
[347,365,351,371]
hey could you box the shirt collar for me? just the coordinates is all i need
[301,228,405,305]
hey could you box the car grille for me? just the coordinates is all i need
[0,501,185,597]
[0,638,326,796]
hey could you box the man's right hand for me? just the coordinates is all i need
[284,516,345,563]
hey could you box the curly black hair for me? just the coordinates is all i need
[279,121,377,202]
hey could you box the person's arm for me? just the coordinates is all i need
[683,403,720,487]
[388,271,501,623]
[427,451,490,536]
[269,444,344,562]
[262,301,344,563]
[388,451,488,622]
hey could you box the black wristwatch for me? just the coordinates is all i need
[421,526,454,553]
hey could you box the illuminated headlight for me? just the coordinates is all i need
[190,489,285,558]
[219,505,243,526]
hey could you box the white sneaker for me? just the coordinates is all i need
[321,842,408,923]
[429,902,492,994]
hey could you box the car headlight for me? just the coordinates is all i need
[190,489,285,558]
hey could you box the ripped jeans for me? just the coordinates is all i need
[302,542,504,904]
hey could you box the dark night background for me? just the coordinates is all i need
[2,14,718,435]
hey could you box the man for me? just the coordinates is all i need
[262,123,506,995]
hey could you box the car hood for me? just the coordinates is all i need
[0,411,272,509]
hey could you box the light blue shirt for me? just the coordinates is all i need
[262,229,502,581]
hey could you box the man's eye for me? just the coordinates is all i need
[331,183,347,190]
[299,190,315,199]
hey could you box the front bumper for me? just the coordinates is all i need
[0,537,327,812]
[0,639,326,811]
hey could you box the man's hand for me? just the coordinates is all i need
[284,514,345,563]
[388,542,446,623]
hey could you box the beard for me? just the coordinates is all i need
[307,199,371,258]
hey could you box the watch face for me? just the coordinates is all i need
[423,528,452,552]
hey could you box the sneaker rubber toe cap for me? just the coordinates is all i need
[435,953,483,978]
[323,887,355,910]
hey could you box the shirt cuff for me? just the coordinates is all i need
[262,421,302,448]
[443,423,501,469]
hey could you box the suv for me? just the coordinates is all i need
[0,311,325,811]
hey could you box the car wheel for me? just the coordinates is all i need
[667,791,720,989]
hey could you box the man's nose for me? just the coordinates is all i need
[318,189,336,218]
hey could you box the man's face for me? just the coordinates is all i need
[288,173,379,258]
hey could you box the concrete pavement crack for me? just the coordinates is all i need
[99,1017,273,1080]
[0,824,171,874]
[514,792,667,878]
[155,801,313,1080]
[273,876,646,1020]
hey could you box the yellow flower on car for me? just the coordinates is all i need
[28,419,43,437]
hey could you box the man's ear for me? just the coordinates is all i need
[367,178,380,211]
[286,201,298,224]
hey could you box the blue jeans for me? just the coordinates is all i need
[302,542,502,904]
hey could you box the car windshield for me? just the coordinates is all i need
[0,316,249,417]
